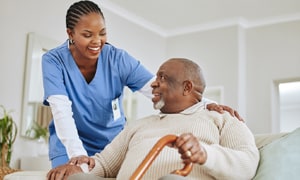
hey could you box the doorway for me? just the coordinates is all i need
[279,81,300,132]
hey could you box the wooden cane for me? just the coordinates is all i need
[130,134,193,180]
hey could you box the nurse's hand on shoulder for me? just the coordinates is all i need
[206,103,244,122]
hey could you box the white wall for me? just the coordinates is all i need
[246,21,300,133]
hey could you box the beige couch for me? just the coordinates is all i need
[4,128,300,180]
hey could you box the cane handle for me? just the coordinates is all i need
[130,134,193,180]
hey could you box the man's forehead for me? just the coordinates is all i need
[157,62,182,78]
[160,60,181,70]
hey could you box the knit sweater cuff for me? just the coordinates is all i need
[200,143,217,169]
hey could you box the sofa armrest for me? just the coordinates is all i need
[254,132,289,149]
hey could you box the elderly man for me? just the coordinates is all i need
[47,58,259,180]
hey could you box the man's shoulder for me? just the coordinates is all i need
[201,110,236,120]
[195,109,242,128]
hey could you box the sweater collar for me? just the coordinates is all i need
[158,101,204,118]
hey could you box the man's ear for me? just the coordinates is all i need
[183,80,193,95]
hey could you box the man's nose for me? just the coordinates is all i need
[151,80,159,87]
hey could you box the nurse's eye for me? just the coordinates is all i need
[99,32,107,36]
[83,33,92,38]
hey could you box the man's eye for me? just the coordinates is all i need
[160,75,165,81]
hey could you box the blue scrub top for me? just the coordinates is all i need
[42,41,153,159]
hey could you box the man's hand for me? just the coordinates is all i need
[47,164,82,180]
[174,133,207,165]
[206,103,244,122]
[68,155,95,171]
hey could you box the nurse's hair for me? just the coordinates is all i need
[66,0,104,30]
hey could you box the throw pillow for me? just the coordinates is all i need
[253,127,300,180]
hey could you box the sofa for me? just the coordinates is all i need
[4,127,300,180]
[252,127,300,180]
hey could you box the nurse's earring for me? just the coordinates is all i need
[69,39,75,45]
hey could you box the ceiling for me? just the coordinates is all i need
[99,0,300,37]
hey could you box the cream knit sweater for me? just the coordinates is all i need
[90,104,259,180]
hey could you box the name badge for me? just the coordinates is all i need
[112,98,121,121]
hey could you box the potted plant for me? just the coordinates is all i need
[25,121,49,143]
[0,105,17,167]
[25,121,49,156]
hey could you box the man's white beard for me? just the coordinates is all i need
[154,98,165,110]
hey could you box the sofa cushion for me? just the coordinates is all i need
[253,127,300,180]
[4,171,47,180]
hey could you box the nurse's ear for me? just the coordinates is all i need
[67,28,74,44]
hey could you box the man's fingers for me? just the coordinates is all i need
[175,133,192,149]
